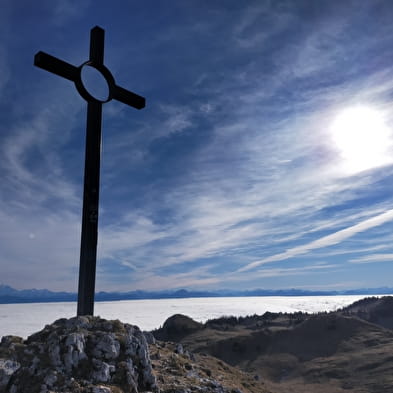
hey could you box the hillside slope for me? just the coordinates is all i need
[153,299,393,393]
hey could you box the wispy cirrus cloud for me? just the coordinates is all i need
[238,209,393,272]
[3,1,393,292]
[232,2,295,49]
[0,71,88,290]
[94,87,393,286]
[96,62,393,290]
[245,262,340,280]
[349,254,393,264]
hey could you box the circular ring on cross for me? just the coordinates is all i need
[75,61,115,103]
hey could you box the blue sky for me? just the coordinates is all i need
[2,0,393,292]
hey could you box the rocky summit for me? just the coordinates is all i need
[0,316,158,393]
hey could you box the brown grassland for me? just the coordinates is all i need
[152,296,393,393]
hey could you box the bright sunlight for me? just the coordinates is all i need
[330,106,393,173]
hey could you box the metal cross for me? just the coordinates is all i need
[34,26,145,316]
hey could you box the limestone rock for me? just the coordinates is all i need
[144,331,156,345]
[0,316,158,393]
[175,344,184,355]
[0,360,20,388]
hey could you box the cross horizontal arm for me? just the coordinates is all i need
[34,51,79,82]
[112,84,145,109]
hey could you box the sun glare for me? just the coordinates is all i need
[330,106,392,173]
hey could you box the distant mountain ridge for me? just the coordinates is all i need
[1,284,393,304]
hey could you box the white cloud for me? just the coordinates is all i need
[349,253,393,264]
[254,263,339,278]
[0,102,82,209]
[238,209,393,272]
[159,104,193,136]
[308,244,390,259]
[98,213,168,260]
[94,85,393,286]
[0,73,86,290]
[0,205,81,290]
[290,281,364,290]
[233,3,294,48]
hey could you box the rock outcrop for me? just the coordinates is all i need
[0,316,158,393]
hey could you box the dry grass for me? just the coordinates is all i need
[150,341,274,393]
[152,303,393,393]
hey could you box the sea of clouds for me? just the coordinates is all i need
[0,295,382,339]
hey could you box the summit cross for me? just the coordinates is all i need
[34,26,146,316]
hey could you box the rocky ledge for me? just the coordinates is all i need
[0,316,158,393]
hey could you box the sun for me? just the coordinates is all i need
[330,106,392,173]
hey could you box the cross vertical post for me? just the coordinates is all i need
[77,27,104,316]
[34,26,146,316]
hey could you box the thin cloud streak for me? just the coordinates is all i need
[239,209,393,272]
[349,254,393,264]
